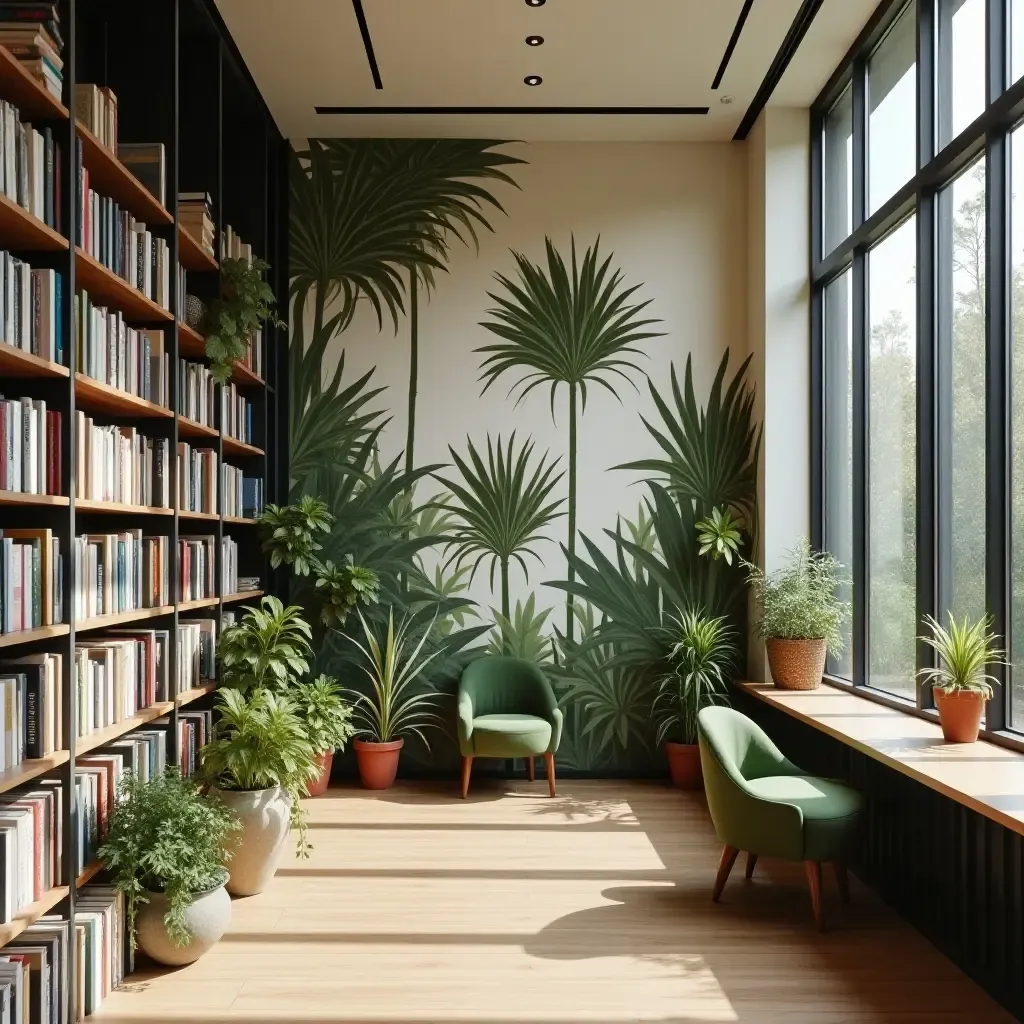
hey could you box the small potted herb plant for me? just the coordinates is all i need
[654,610,735,789]
[98,768,241,966]
[293,674,356,796]
[745,541,849,690]
[917,614,1003,743]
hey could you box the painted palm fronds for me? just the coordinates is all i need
[486,594,554,664]
[477,237,664,636]
[435,432,565,618]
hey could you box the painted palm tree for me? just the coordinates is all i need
[434,432,565,620]
[477,237,664,637]
[289,139,525,476]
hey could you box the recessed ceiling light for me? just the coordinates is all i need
[526,0,546,6]
[524,75,543,86]
[720,95,734,105]
[526,35,544,46]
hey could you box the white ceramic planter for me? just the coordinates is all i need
[210,785,292,896]
[136,876,231,966]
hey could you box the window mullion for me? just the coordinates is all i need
[853,248,869,689]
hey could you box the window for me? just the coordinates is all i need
[938,0,986,147]
[824,89,854,255]
[1011,127,1024,726]
[1015,0,1024,84]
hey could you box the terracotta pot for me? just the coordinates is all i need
[765,637,827,690]
[210,786,292,896]
[137,871,231,966]
[664,741,703,790]
[354,738,404,790]
[934,687,986,743]
[306,751,334,797]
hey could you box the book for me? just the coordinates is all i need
[72,532,169,621]
[0,528,60,634]
[178,359,215,428]
[222,382,254,443]
[0,255,64,362]
[74,415,169,508]
[73,85,116,151]
[177,444,217,515]
[222,466,262,519]
[178,535,215,603]
[0,396,61,495]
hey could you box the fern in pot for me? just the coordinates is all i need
[745,540,849,690]
[98,768,241,966]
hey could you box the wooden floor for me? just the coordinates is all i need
[95,780,1015,1024]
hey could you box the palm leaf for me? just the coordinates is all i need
[486,594,554,663]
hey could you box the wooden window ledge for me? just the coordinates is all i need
[739,680,1024,836]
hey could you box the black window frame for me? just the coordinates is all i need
[811,0,1024,747]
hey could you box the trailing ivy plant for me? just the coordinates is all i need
[203,257,285,384]
[98,768,241,949]
[256,496,334,576]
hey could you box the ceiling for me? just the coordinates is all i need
[214,0,881,142]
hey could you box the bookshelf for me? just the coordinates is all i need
[0,0,288,1009]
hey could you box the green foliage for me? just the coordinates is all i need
[98,769,240,949]
[315,557,381,628]
[203,257,284,384]
[696,507,743,565]
[201,688,320,855]
[218,597,312,692]
[256,496,334,576]
[653,611,735,746]
[486,594,554,664]
[745,541,850,657]
[348,609,444,745]
[917,613,1004,697]
[435,432,564,618]
[290,675,356,757]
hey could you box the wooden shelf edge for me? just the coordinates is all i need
[178,682,216,707]
[178,598,218,612]
[74,374,173,419]
[223,516,258,525]
[0,885,70,948]
[76,606,175,632]
[0,341,69,379]
[75,247,174,323]
[178,510,219,521]
[75,700,176,757]
[75,500,173,516]
[0,624,70,649]
[177,415,218,441]
[222,436,265,458]
[0,750,70,797]
[0,491,69,507]
[0,45,68,121]
[178,227,218,272]
[222,591,263,604]
[0,190,68,250]
[75,861,103,888]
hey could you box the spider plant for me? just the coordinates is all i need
[435,432,564,618]
[696,507,743,564]
[916,614,1004,697]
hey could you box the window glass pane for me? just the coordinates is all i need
[1013,0,1024,84]
[824,270,854,678]
[1011,129,1024,728]
[938,0,986,148]
[823,88,853,254]
[869,6,917,214]
[868,217,917,699]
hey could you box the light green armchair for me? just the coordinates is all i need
[457,656,563,798]
[697,705,863,930]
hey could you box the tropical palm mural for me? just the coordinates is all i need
[288,137,761,775]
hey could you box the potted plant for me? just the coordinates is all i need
[202,256,285,384]
[293,674,356,796]
[218,595,313,692]
[255,496,334,577]
[349,609,443,790]
[654,610,735,789]
[201,688,320,896]
[98,768,241,966]
[917,613,1003,743]
[745,541,849,690]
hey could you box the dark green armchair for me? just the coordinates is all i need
[697,705,864,930]
[457,656,563,798]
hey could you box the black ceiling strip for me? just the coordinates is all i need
[315,105,710,115]
[351,0,383,90]
[733,0,824,140]
[712,0,755,89]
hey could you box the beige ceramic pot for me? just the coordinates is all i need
[210,786,292,896]
[136,872,231,966]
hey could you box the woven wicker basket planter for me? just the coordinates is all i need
[765,637,827,690]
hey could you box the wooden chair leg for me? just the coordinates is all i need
[804,860,825,931]
[544,752,556,797]
[460,756,473,799]
[833,862,850,905]
[745,852,758,879]
[712,845,739,902]
[526,757,535,782]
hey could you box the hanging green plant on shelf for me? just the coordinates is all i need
[203,256,285,384]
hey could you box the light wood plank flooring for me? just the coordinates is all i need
[95,780,1015,1023]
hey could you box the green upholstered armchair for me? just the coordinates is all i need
[457,656,563,798]
[697,705,863,930]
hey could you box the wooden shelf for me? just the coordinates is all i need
[75,700,176,756]
[178,682,216,706]
[223,515,258,525]
[178,322,205,359]
[178,226,217,272]
[0,190,67,251]
[0,750,69,797]
[0,491,68,507]
[77,605,175,632]
[0,46,68,121]
[76,123,172,226]
[178,597,218,613]
[0,886,70,948]
[223,436,265,458]
[75,861,104,888]
[177,415,218,442]
[223,591,264,604]
[75,248,174,323]
[0,624,70,649]
[0,341,68,380]
[178,509,219,521]
[231,362,265,388]
[75,499,173,516]
[74,374,173,420]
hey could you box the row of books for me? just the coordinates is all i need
[0,396,60,496]
[179,536,215,603]
[222,384,253,443]
[180,618,215,691]
[0,101,61,231]
[223,466,263,519]
[74,417,170,509]
[71,532,170,621]
[177,708,212,778]
[0,254,62,364]
[0,528,60,636]
[222,538,239,596]
[0,651,62,766]
[236,576,260,595]
[0,1,63,100]
[179,358,215,428]
[74,84,116,152]
[74,291,168,405]
[178,443,216,515]
[179,192,213,260]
